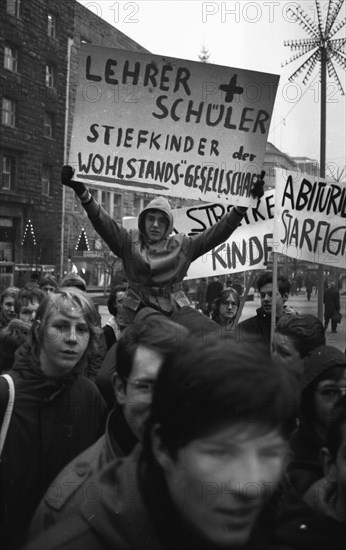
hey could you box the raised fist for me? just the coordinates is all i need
[61,166,87,197]
[251,171,265,199]
[61,165,75,187]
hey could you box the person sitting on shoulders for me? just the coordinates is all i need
[61,165,264,326]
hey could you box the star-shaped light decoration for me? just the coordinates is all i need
[282,0,345,95]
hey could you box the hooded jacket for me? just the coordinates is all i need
[273,463,346,550]
[82,196,245,324]
[0,343,107,550]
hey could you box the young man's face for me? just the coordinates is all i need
[158,424,286,548]
[1,296,17,323]
[272,332,304,381]
[18,299,40,325]
[39,308,90,377]
[115,345,164,440]
[314,371,346,435]
[41,284,56,295]
[259,283,283,318]
[144,210,168,243]
[219,296,238,323]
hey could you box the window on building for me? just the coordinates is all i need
[4,44,18,72]
[2,154,16,190]
[133,196,141,216]
[101,190,111,212]
[0,218,14,262]
[113,193,122,219]
[45,64,54,88]
[42,165,52,196]
[47,13,56,38]
[6,0,21,18]
[2,98,16,127]
[44,112,54,138]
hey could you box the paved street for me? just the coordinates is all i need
[96,290,346,352]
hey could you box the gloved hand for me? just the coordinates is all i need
[251,170,265,199]
[61,166,87,197]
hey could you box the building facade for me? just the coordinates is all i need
[0,0,323,290]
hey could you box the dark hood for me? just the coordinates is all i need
[11,341,81,403]
[291,346,346,466]
[137,196,173,240]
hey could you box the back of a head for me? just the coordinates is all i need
[115,314,189,380]
[302,345,346,391]
[144,339,297,456]
[61,272,87,292]
[275,314,325,358]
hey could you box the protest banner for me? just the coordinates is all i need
[69,45,279,206]
[123,190,275,279]
[273,169,346,270]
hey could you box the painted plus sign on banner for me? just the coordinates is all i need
[70,45,279,207]
[219,75,244,103]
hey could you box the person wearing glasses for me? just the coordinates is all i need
[289,345,346,475]
[25,338,297,550]
[234,271,291,350]
[27,313,189,539]
[211,287,240,329]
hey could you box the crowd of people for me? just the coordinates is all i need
[0,166,345,549]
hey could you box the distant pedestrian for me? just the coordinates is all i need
[305,277,313,301]
[324,281,341,333]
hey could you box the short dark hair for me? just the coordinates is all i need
[144,339,298,458]
[107,284,127,317]
[275,314,325,358]
[14,287,45,313]
[61,273,86,292]
[325,395,346,460]
[39,275,58,290]
[115,316,189,381]
[256,271,290,297]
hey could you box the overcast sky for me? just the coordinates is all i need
[77,0,346,179]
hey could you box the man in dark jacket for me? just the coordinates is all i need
[25,339,297,550]
[28,313,189,539]
[234,271,289,350]
[274,395,346,550]
[61,165,264,326]
[324,280,341,333]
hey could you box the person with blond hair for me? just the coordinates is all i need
[0,288,107,550]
